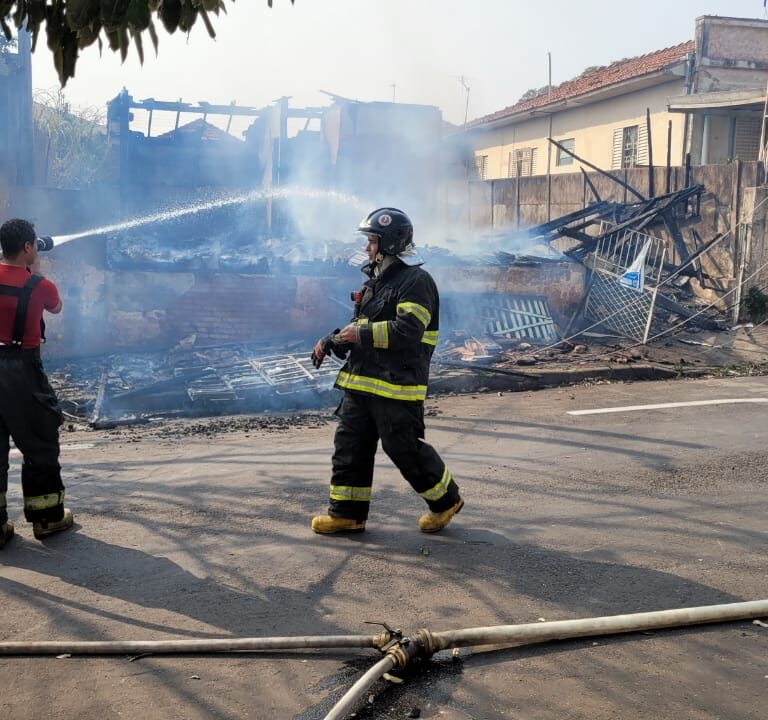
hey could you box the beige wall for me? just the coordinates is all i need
[696,16,768,92]
[471,79,688,180]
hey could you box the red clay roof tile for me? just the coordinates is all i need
[467,40,695,128]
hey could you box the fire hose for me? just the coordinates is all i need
[0,599,766,720]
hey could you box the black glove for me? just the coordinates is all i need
[328,339,350,360]
[312,329,348,369]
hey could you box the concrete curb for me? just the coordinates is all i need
[429,362,694,395]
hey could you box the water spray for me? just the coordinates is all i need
[49,186,368,247]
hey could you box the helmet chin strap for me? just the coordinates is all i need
[371,252,386,276]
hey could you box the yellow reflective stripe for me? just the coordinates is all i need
[397,302,431,327]
[24,491,64,511]
[330,485,372,502]
[336,371,427,401]
[420,467,452,502]
[355,317,369,326]
[371,321,389,349]
[421,330,439,346]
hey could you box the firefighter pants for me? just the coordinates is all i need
[0,348,65,525]
[327,391,460,521]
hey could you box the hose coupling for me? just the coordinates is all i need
[385,628,438,669]
[365,621,403,651]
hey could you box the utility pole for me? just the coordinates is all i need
[390,84,396,103]
[546,52,553,221]
[458,75,470,125]
[16,25,34,186]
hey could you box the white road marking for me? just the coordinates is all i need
[568,398,768,416]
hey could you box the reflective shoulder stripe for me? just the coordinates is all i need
[329,485,372,502]
[371,321,389,349]
[396,301,431,328]
[336,371,427,401]
[420,467,452,502]
[421,330,439,346]
[23,491,64,511]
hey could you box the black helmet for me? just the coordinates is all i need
[357,207,413,256]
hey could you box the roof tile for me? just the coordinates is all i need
[467,40,694,128]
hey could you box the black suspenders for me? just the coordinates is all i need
[0,275,46,345]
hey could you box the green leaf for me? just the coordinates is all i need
[66,0,100,31]
[159,0,181,33]
[126,0,151,31]
[178,1,198,33]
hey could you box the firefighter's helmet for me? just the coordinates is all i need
[357,208,414,256]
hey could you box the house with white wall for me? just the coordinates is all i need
[462,16,768,181]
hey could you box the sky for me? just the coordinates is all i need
[29,0,768,133]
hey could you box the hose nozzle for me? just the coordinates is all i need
[36,236,54,252]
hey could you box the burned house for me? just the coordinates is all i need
[21,60,761,428]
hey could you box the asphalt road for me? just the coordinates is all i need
[1,375,766,719]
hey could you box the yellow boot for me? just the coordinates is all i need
[0,521,13,549]
[311,515,366,534]
[33,508,74,540]
[419,498,464,533]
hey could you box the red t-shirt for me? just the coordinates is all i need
[0,265,60,348]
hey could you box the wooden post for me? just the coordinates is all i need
[491,180,495,230]
[731,159,743,294]
[546,114,553,221]
[665,120,672,194]
[646,108,654,198]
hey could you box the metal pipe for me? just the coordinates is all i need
[0,634,383,656]
[431,599,768,651]
[324,654,397,720]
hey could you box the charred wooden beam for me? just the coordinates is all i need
[525,200,616,238]
[558,227,597,245]
[653,292,722,330]
[581,167,602,203]
[661,209,691,264]
[548,137,647,202]
[666,120,673,194]
[646,108,655,198]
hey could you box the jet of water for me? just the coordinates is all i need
[51,187,368,246]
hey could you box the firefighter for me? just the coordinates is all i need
[0,218,73,549]
[310,208,463,534]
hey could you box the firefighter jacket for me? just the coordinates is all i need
[335,259,439,402]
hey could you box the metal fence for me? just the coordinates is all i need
[583,224,668,343]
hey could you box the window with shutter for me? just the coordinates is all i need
[611,128,623,169]
[637,124,649,165]
[509,147,538,177]
[611,125,643,168]
[734,117,761,161]
[473,154,489,180]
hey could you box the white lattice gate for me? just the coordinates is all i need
[583,225,668,343]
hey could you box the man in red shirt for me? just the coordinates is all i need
[0,218,73,549]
